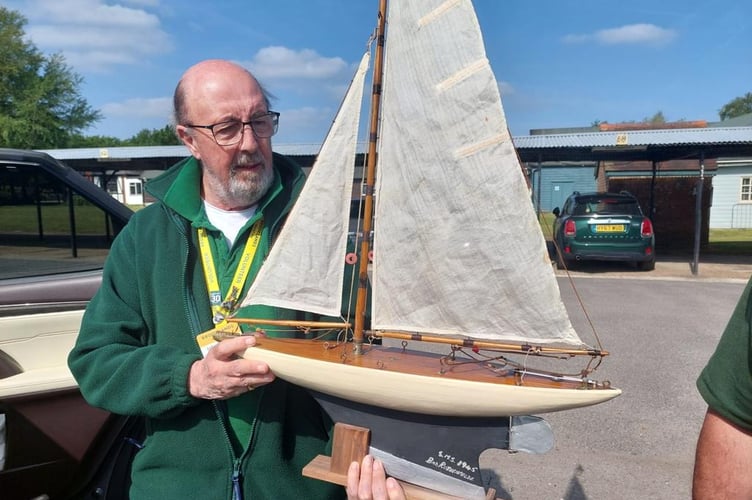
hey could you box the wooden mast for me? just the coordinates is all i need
[352,0,388,355]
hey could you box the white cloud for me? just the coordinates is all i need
[14,0,173,72]
[235,46,356,126]
[243,46,350,81]
[122,0,160,6]
[101,97,173,121]
[563,23,677,46]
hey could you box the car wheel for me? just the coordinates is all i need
[638,259,655,271]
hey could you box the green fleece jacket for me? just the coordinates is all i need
[697,276,752,431]
[68,154,345,499]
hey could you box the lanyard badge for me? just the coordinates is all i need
[197,218,264,327]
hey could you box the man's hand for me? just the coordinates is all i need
[346,455,406,500]
[188,335,275,399]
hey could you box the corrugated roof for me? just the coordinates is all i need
[709,112,752,128]
[513,126,752,149]
[36,127,751,166]
[39,143,327,160]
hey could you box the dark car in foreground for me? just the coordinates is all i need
[0,148,140,499]
[552,191,655,271]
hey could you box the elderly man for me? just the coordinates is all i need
[69,59,404,500]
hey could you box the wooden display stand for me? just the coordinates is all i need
[303,423,499,500]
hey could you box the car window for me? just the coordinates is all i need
[0,163,120,280]
[574,197,641,216]
[562,199,576,215]
[572,202,589,215]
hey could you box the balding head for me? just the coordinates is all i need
[173,59,271,126]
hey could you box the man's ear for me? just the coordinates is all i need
[177,125,201,159]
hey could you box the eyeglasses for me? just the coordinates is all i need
[184,111,280,146]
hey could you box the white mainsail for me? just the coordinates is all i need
[371,0,582,345]
[243,0,585,348]
[241,53,369,316]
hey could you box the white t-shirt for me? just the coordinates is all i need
[203,200,257,248]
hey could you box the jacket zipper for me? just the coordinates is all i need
[231,386,265,500]
[232,458,243,499]
[167,206,246,500]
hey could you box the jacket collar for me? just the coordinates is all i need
[145,153,304,225]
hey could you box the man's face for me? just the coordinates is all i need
[177,65,275,210]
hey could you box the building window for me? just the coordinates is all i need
[742,177,752,202]
[106,180,119,194]
[129,182,142,196]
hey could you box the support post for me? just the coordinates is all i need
[691,152,705,275]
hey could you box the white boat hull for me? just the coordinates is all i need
[242,341,621,417]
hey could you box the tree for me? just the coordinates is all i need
[719,92,752,121]
[68,125,181,148]
[642,111,666,124]
[123,125,181,146]
[68,133,125,148]
[0,7,101,149]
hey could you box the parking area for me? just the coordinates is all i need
[554,253,752,282]
[482,275,748,499]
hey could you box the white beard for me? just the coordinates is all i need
[203,157,274,208]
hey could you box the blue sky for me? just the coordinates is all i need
[6,0,751,145]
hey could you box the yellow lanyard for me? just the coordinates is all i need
[198,218,264,325]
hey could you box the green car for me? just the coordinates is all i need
[552,191,656,271]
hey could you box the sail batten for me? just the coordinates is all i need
[436,58,489,92]
[454,133,507,158]
[418,0,464,26]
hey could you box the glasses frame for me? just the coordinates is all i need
[184,111,280,146]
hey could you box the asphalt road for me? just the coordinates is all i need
[478,274,749,500]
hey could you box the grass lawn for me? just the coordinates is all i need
[1,203,116,235]
[4,203,750,255]
[705,229,752,255]
[538,212,556,240]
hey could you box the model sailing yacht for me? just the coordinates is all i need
[217,1,623,496]
[226,0,620,417]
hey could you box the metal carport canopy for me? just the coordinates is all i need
[513,126,752,162]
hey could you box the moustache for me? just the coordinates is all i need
[231,154,264,171]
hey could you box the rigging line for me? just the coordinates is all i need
[343,38,376,343]
[365,18,377,51]
[452,351,603,381]
[341,36,378,339]
[344,161,368,341]
[545,217,604,351]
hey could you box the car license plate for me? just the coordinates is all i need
[594,224,625,233]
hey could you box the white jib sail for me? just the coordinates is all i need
[240,52,370,316]
[372,0,584,346]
